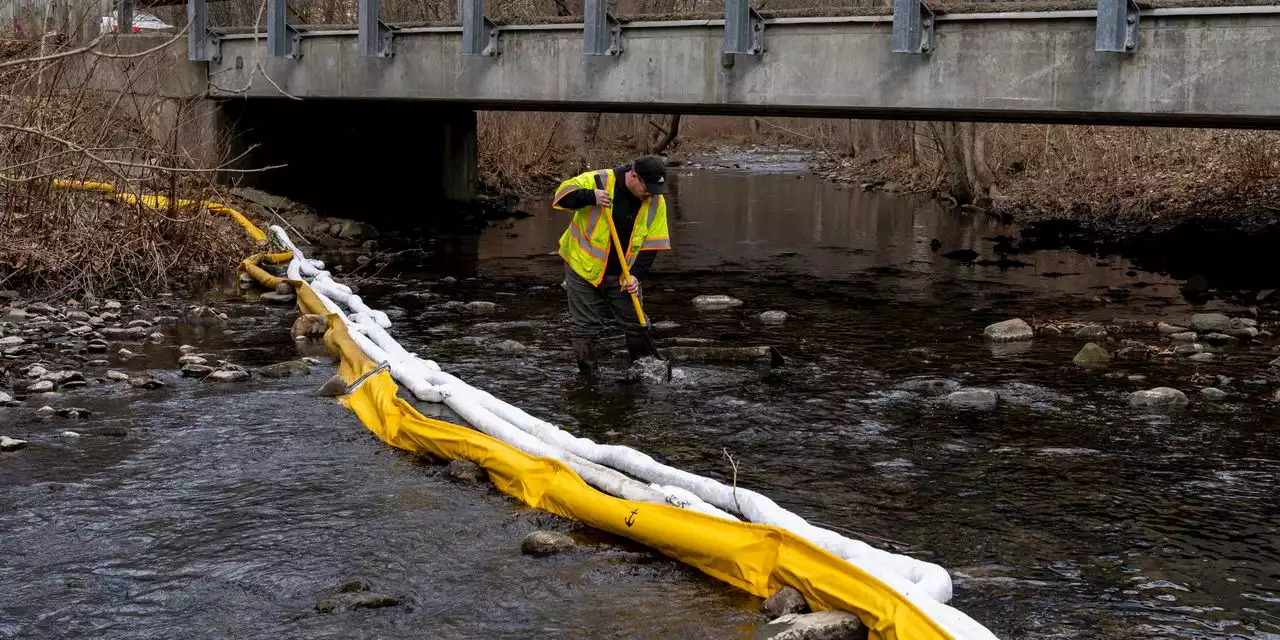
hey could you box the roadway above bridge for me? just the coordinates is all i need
[201,5,1280,127]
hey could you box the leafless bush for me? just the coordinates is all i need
[0,6,257,299]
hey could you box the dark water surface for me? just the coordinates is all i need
[4,162,1279,639]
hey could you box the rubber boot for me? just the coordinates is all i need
[571,338,598,375]
[625,334,660,365]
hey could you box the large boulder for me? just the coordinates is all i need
[983,319,1034,343]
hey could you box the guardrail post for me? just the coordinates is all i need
[723,0,763,66]
[117,0,133,34]
[267,0,301,58]
[187,0,221,61]
[359,0,393,57]
[891,0,934,54]
[584,0,621,55]
[1096,0,1139,52]
[462,0,499,56]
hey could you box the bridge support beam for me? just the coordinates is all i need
[218,101,477,221]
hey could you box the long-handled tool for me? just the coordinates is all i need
[601,205,666,364]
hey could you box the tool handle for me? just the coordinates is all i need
[601,205,649,327]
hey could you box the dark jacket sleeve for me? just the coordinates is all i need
[554,188,598,211]
[632,250,658,278]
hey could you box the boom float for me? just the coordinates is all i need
[55,179,1001,640]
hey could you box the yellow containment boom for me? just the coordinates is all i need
[55,178,995,640]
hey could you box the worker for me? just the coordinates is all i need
[552,154,672,375]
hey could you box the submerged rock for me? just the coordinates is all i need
[258,360,311,378]
[1,436,28,452]
[446,459,487,484]
[692,294,744,310]
[898,378,960,396]
[315,592,402,613]
[755,610,866,640]
[1128,387,1189,408]
[945,388,999,411]
[983,319,1034,343]
[55,407,91,419]
[521,530,576,556]
[759,310,788,324]
[1188,353,1216,363]
[761,586,809,619]
[1072,343,1111,366]
[465,301,497,314]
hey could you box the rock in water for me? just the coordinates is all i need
[521,531,576,556]
[1074,324,1107,339]
[1169,332,1197,343]
[178,355,207,366]
[983,319,1034,343]
[0,336,25,347]
[1174,343,1205,356]
[314,375,348,397]
[1157,322,1188,335]
[29,380,55,393]
[761,586,809,618]
[1072,343,1111,366]
[257,360,311,378]
[0,392,16,407]
[261,291,296,304]
[1128,387,1189,408]
[129,376,165,390]
[631,356,670,385]
[346,593,401,610]
[1200,387,1228,401]
[755,611,866,640]
[446,459,487,484]
[209,370,251,383]
[1189,313,1231,333]
[291,314,328,340]
[465,301,497,314]
[182,364,214,378]
[945,389,999,411]
[759,310,788,324]
[1188,353,1216,363]
[1,436,28,452]
[692,294,744,310]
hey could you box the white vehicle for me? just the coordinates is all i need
[100,9,172,34]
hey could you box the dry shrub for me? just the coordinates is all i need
[982,125,1280,220]
[0,15,257,299]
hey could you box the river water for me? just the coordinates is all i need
[3,157,1278,639]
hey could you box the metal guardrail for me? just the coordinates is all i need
[179,0,1249,65]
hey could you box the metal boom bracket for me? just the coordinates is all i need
[267,0,302,59]
[1096,0,1140,52]
[722,0,764,68]
[584,0,622,56]
[359,0,394,57]
[462,0,500,56]
[187,0,221,62]
[891,0,934,54]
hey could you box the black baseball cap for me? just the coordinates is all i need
[633,155,668,195]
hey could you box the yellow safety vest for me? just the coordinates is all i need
[552,168,671,286]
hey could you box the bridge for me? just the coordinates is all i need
[83,0,1280,214]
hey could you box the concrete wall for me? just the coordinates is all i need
[218,99,478,220]
[206,10,1280,127]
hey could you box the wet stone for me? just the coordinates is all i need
[105,370,129,382]
[983,319,1034,343]
[0,392,16,407]
[314,375,348,397]
[103,300,122,310]
[209,370,251,383]
[1157,322,1188,335]
[521,530,576,556]
[945,388,999,411]
[27,365,47,378]
[465,301,497,314]
[1073,343,1111,366]
[1200,388,1228,401]
[761,586,810,619]
[66,310,90,322]
[1128,387,1189,409]
[1169,332,1198,343]
[29,380,54,393]
[55,407,91,419]
[759,310,789,324]
[0,336,25,347]
[755,611,867,640]
[179,355,207,366]
[899,378,960,396]
[446,459,487,484]
[1174,343,1204,357]
[1,436,28,452]
[129,376,165,390]
[1201,333,1237,346]
[693,294,744,310]
[1188,353,1216,363]
[182,364,214,378]
[90,426,128,437]
[261,292,296,304]
[1074,324,1108,339]
[258,361,311,378]
[1190,313,1231,333]
[86,340,109,353]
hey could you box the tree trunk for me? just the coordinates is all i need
[649,114,681,154]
